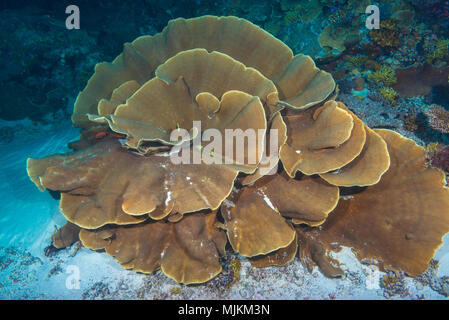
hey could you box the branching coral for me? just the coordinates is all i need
[369,18,400,48]
[403,114,419,132]
[26,16,449,284]
[328,8,351,26]
[424,104,449,133]
[424,38,449,64]
[368,65,397,86]
[380,87,399,105]
[347,55,368,68]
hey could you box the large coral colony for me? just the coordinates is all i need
[27,16,449,285]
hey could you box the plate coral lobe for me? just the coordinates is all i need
[26,16,449,284]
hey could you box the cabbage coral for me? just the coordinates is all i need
[27,16,449,284]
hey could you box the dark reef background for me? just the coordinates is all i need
[0,0,449,162]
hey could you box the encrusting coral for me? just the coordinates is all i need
[26,16,449,284]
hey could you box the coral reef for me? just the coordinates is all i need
[302,0,449,153]
[430,144,449,172]
[403,112,425,132]
[368,66,397,87]
[25,16,449,286]
[424,104,449,133]
[424,38,449,64]
[2,0,448,132]
[393,64,449,97]
[380,87,399,105]
[296,129,449,277]
[414,259,449,297]
[369,18,401,48]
